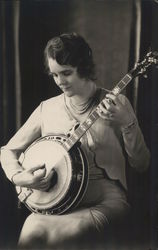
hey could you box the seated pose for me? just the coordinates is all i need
[1,33,150,249]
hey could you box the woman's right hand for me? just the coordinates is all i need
[12,164,56,191]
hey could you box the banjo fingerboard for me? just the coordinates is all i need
[63,73,132,151]
[111,73,132,95]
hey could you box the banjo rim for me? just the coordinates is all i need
[17,135,89,214]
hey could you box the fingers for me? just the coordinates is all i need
[46,168,56,181]
[98,95,115,119]
[29,163,46,173]
[98,93,123,120]
[34,182,51,191]
[106,93,116,102]
[101,94,117,111]
[33,168,46,179]
[31,183,50,191]
[106,93,122,107]
[40,168,56,184]
[98,109,114,120]
[24,166,57,191]
[37,168,57,191]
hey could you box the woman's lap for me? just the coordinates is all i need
[18,177,130,248]
[78,177,130,231]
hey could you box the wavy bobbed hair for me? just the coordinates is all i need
[44,32,96,80]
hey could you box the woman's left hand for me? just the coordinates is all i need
[98,93,135,129]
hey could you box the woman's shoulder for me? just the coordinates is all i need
[39,93,65,114]
[42,93,64,107]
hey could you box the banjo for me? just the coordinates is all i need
[16,51,158,215]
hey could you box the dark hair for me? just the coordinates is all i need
[44,32,96,80]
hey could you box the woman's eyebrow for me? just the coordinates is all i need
[50,69,72,74]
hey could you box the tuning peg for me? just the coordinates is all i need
[148,57,158,64]
[143,74,148,78]
[153,58,158,64]
[146,51,152,56]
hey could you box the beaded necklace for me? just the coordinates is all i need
[64,87,101,120]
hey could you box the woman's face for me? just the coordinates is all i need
[48,58,87,97]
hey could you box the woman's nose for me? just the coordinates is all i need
[56,75,65,85]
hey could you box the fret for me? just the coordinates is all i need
[64,132,81,149]
[112,74,132,96]
[63,140,72,150]
[118,80,126,89]
[72,133,79,140]
[69,136,76,144]
[80,124,87,131]
[85,117,93,126]
[121,74,132,84]
[64,129,84,150]
[88,111,99,121]
[77,126,86,135]
[111,86,121,95]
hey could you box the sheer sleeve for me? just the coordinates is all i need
[120,95,150,172]
[0,103,42,180]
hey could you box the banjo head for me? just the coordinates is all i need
[18,136,73,210]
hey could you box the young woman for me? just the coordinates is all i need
[1,33,150,249]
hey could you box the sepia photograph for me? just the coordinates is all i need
[0,0,158,249]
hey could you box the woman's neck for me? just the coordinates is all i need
[70,81,97,105]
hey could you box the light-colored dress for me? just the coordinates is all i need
[0,88,150,231]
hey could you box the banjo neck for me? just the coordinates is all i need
[63,50,158,152]
[63,73,132,151]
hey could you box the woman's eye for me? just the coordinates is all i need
[63,71,72,76]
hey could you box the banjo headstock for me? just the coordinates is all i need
[130,51,158,78]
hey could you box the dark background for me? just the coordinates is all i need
[0,0,158,249]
